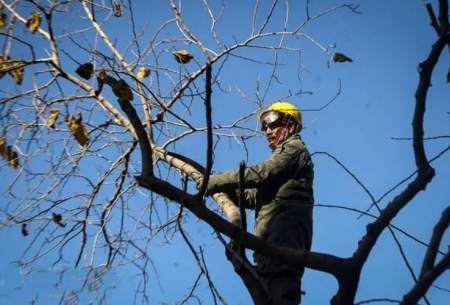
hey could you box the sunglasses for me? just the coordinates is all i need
[260,111,284,131]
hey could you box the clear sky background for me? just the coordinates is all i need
[0,0,449,305]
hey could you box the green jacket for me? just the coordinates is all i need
[207,134,314,252]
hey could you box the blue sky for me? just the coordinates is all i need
[0,0,449,304]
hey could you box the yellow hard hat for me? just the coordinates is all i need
[259,101,302,126]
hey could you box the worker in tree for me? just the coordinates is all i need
[205,101,314,305]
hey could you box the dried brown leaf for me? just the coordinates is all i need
[136,67,150,81]
[0,137,6,157]
[0,55,7,79]
[26,12,41,33]
[75,63,94,80]
[113,1,122,17]
[173,50,194,64]
[66,114,89,146]
[333,52,353,63]
[1,58,25,84]
[52,213,65,227]
[9,65,24,85]
[5,145,19,169]
[47,109,60,129]
[0,11,7,30]
[21,223,29,236]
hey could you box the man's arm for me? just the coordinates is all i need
[223,188,257,209]
[207,140,305,195]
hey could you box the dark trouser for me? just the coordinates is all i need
[256,267,302,305]
[254,203,310,305]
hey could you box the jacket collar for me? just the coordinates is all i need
[274,133,301,151]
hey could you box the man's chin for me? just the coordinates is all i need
[267,139,276,150]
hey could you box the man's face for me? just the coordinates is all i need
[260,111,295,150]
[265,123,290,150]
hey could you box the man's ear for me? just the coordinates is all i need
[292,123,302,134]
[288,124,297,134]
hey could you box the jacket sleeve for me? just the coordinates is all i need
[219,188,257,209]
[207,140,304,195]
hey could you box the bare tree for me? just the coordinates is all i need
[0,1,449,305]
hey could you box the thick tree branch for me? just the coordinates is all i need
[152,147,242,224]
[218,234,270,305]
[426,3,441,34]
[400,206,450,305]
[413,36,448,174]
[438,0,449,32]
[116,95,154,176]
[196,64,213,199]
[420,205,450,277]
[238,161,248,233]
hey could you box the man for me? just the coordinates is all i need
[205,101,314,305]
